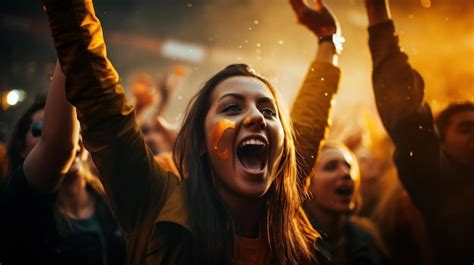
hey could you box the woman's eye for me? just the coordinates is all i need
[261,108,276,117]
[223,104,241,113]
[324,161,338,171]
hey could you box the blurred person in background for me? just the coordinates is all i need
[132,68,185,155]
[304,141,389,265]
[0,62,125,265]
[365,0,474,263]
[435,102,474,167]
[131,70,184,176]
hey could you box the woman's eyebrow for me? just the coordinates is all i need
[257,96,276,106]
[218,93,245,101]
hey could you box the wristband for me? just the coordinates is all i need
[319,34,345,54]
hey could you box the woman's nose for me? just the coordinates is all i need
[243,108,267,131]
[340,165,353,180]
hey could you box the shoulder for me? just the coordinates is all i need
[347,216,389,260]
[4,165,39,198]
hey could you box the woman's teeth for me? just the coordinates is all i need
[240,138,266,147]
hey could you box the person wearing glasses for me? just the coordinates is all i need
[0,62,125,265]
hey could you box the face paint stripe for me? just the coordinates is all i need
[211,119,236,160]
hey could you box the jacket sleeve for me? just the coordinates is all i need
[291,61,340,184]
[42,0,179,232]
[368,21,443,209]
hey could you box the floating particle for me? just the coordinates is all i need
[187,3,193,7]
[278,40,284,45]
[256,43,261,47]
[420,0,431,8]
[253,20,259,25]
[248,27,253,31]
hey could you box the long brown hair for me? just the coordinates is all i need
[173,64,319,265]
[6,96,46,177]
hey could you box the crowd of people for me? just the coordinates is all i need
[0,0,472,264]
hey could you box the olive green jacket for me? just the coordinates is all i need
[42,0,340,264]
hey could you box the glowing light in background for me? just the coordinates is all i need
[161,40,206,63]
[6,89,26,106]
[420,0,432,8]
[1,89,27,110]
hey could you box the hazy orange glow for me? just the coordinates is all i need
[159,0,472,140]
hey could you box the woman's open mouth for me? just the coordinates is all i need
[236,136,269,173]
[334,185,354,197]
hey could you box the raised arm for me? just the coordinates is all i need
[42,0,178,232]
[364,0,441,205]
[23,61,79,192]
[365,0,391,26]
[289,0,342,180]
[365,0,426,130]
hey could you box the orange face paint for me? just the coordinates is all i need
[211,119,236,160]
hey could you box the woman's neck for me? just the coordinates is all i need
[307,200,346,241]
[221,191,266,238]
[56,172,95,219]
